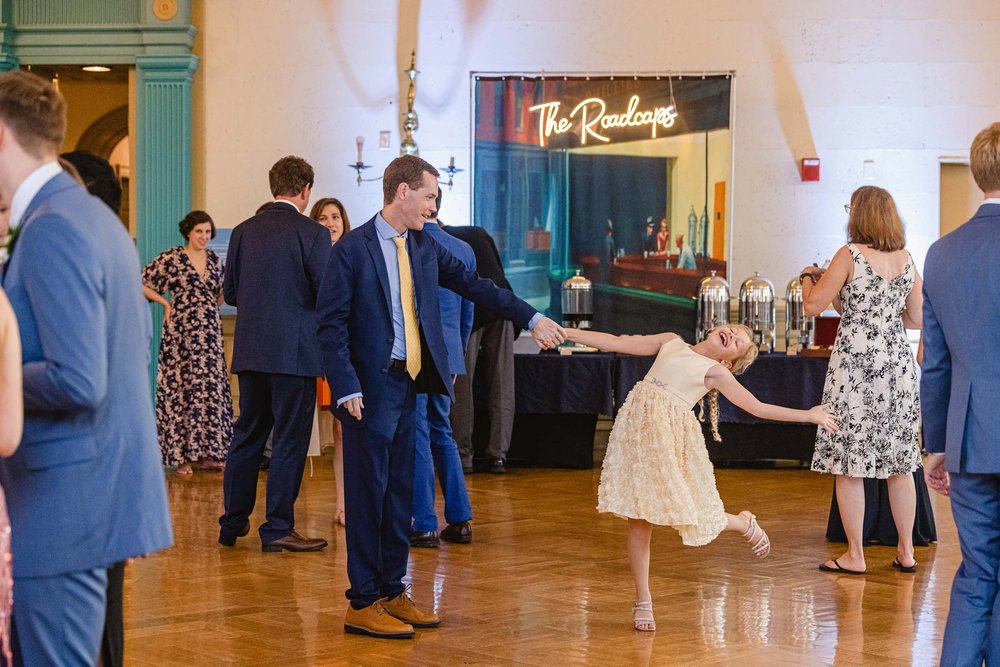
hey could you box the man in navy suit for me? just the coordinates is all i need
[409,191,476,548]
[317,155,565,638]
[0,70,173,666]
[923,121,1000,666]
[219,156,330,553]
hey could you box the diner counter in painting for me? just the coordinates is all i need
[579,254,727,298]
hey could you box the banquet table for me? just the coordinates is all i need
[502,342,936,543]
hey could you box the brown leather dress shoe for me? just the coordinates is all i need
[440,521,472,544]
[344,600,414,639]
[409,529,439,548]
[261,531,328,552]
[382,588,441,628]
[218,521,250,547]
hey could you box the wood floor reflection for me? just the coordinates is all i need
[125,454,955,666]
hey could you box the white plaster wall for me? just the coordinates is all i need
[193,0,1000,289]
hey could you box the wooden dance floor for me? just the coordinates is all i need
[125,453,957,665]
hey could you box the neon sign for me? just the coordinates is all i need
[528,94,678,147]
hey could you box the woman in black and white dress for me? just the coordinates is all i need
[801,186,923,575]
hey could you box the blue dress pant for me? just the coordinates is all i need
[942,472,1000,666]
[221,371,316,543]
[11,567,107,667]
[412,392,473,533]
[343,366,416,608]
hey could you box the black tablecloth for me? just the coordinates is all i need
[825,470,938,545]
[474,340,614,469]
[615,352,830,423]
[513,350,615,415]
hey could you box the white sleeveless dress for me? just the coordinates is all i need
[598,338,727,546]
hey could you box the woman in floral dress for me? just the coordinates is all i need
[801,186,923,575]
[143,211,234,474]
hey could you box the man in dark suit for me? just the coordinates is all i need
[0,70,173,665]
[409,191,476,548]
[443,223,516,473]
[317,155,564,639]
[922,121,1000,666]
[219,156,330,553]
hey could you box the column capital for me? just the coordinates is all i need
[135,53,199,79]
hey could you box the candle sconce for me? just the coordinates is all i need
[348,50,463,189]
[438,157,464,189]
[349,136,463,189]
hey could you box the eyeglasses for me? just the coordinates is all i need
[843,204,852,213]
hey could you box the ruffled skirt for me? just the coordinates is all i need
[597,381,726,546]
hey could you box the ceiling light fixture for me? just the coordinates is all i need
[82,65,111,73]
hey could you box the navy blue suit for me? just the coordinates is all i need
[317,215,535,607]
[922,201,1000,665]
[220,201,330,544]
[0,171,173,665]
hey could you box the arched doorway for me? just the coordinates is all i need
[77,105,131,230]
[0,0,199,393]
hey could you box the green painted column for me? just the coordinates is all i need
[135,54,199,394]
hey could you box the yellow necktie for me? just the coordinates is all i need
[392,236,421,380]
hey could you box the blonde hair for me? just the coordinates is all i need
[846,186,905,252]
[970,122,1000,193]
[700,324,759,443]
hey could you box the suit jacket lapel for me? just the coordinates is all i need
[20,172,77,232]
[3,172,77,282]
[409,231,426,319]
[363,217,393,316]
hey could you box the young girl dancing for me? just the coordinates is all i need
[565,325,839,632]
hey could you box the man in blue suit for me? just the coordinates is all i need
[409,191,476,548]
[220,156,330,553]
[317,155,565,639]
[0,70,173,666]
[923,121,1000,666]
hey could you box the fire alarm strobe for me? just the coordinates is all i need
[801,157,820,182]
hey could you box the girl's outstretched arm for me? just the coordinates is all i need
[705,365,839,432]
[564,329,679,356]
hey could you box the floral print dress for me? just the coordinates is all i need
[811,244,920,479]
[142,247,234,466]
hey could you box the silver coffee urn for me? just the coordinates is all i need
[695,270,730,342]
[561,269,593,329]
[784,277,814,355]
[739,272,776,353]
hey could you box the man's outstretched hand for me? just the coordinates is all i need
[531,316,566,350]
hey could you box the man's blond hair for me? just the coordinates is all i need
[0,70,66,158]
[970,122,1000,193]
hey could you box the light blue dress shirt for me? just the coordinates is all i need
[373,213,412,362]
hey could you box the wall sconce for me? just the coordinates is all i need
[348,147,464,189]
[347,50,463,188]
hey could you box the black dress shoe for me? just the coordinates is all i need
[440,521,472,544]
[462,463,473,475]
[262,531,328,552]
[409,529,440,548]
[488,457,506,474]
[219,521,250,547]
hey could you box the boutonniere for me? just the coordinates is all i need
[0,225,21,267]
